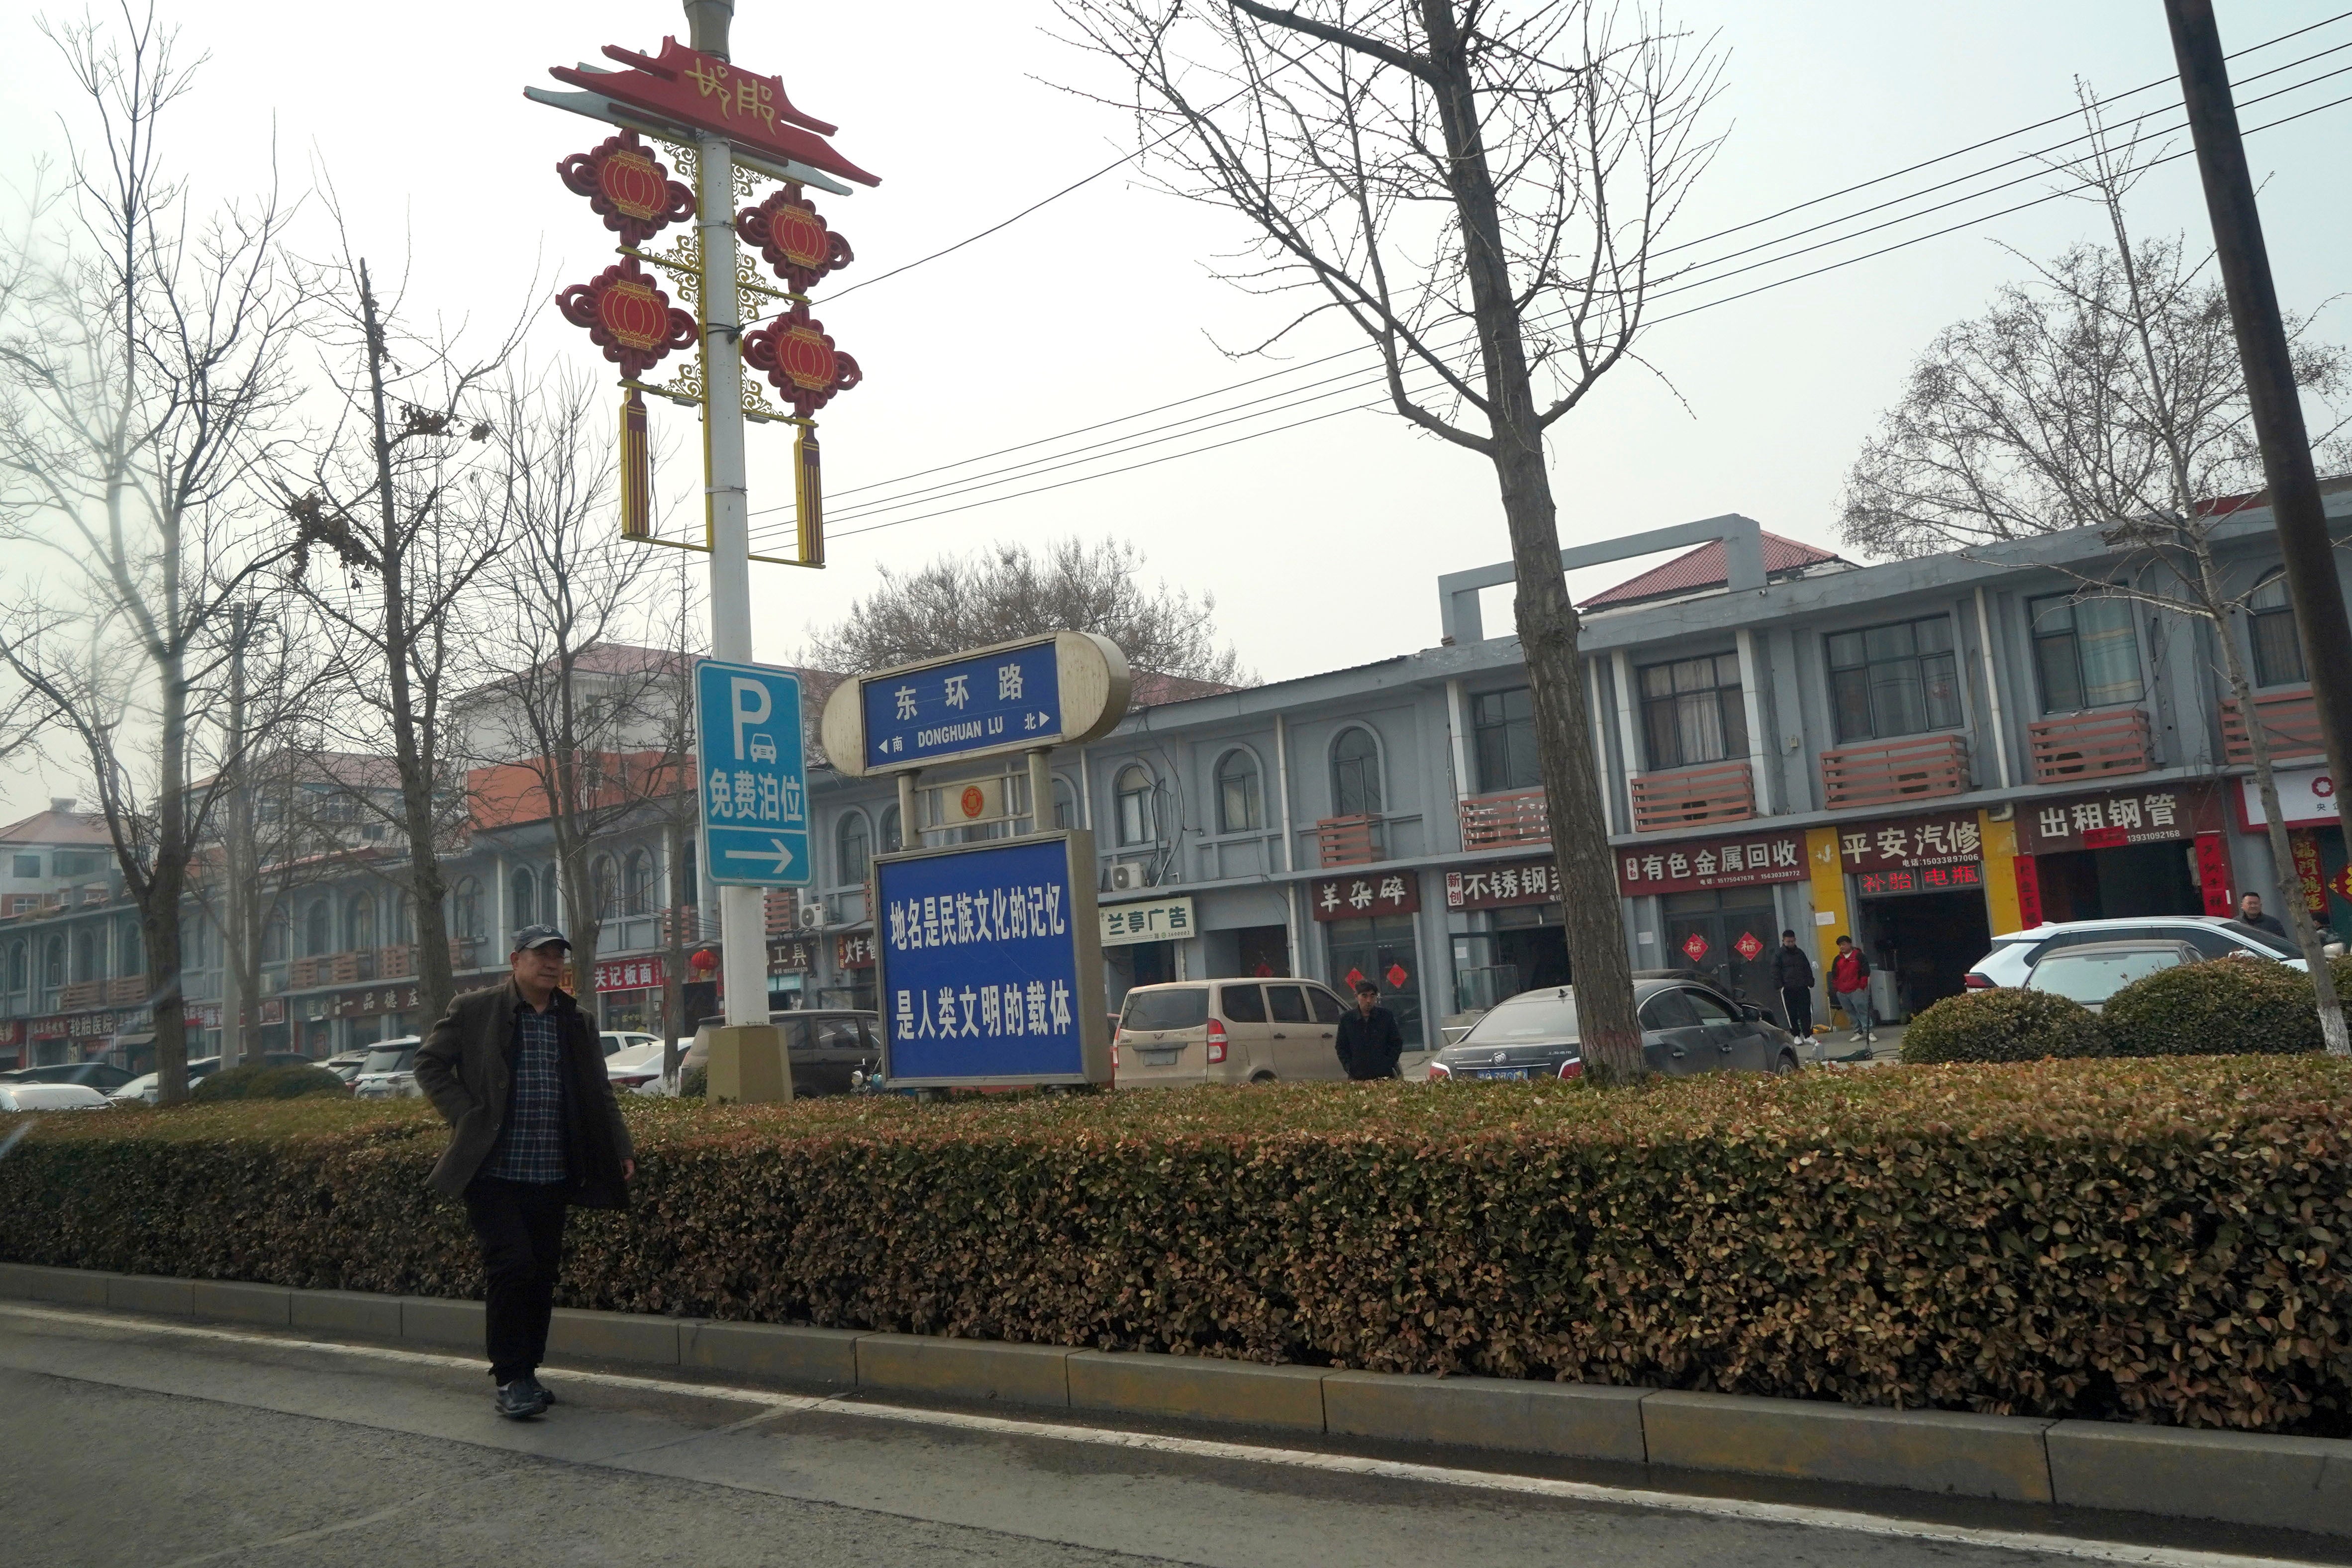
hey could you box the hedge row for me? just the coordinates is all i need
[3,1058,2349,1435]
[1903,958,2330,1065]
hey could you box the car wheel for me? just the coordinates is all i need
[1250,1072,1277,1085]
[1771,1051,1798,1076]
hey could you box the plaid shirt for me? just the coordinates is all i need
[482,997,568,1184]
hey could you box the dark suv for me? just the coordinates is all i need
[1428,976,1803,1081]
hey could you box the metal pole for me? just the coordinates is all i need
[684,2,767,1029]
[2164,0,2352,863]
[221,602,249,1071]
[1026,749,1052,837]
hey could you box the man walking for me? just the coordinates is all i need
[415,925,634,1420]
[1334,979,1405,1080]
[1771,930,1815,1039]
[1829,934,1873,1046]
[2238,891,2288,939]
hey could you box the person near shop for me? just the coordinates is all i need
[2238,891,2288,939]
[414,925,635,1421]
[1772,930,1816,1038]
[1335,979,1405,1080]
[1829,934,1873,1043]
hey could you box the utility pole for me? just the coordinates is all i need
[220,600,254,1071]
[2165,0,2352,995]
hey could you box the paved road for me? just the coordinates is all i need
[0,1304,2336,1568]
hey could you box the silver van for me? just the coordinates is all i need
[1113,979,1354,1088]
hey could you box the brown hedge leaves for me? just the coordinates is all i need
[2,1057,2347,1433]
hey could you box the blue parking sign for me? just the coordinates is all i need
[694,659,809,886]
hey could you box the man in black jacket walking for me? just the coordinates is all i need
[1771,930,1816,1039]
[1334,979,1405,1080]
[414,925,634,1421]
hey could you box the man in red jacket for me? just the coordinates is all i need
[1829,934,1873,1046]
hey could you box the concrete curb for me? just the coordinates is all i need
[1,1262,2344,1538]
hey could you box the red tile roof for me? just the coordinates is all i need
[0,808,112,847]
[1580,532,1848,609]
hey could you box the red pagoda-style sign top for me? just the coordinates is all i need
[552,39,881,189]
[555,257,696,380]
[742,302,862,417]
[558,132,695,246]
[737,186,853,295]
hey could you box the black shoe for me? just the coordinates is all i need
[519,1374,556,1407]
[496,1379,551,1420]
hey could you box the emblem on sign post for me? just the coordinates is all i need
[742,303,862,415]
[557,131,696,245]
[737,185,854,294]
[554,257,696,379]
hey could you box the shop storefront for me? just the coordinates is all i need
[1312,871,1424,1047]
[296,983,421,1053]
[591,955,666,1033]
[1445,856,1568,1008]
[825,930,877,1011]
[1618,829,1806,1007]
[2233,764,2345,938]
[2021,782,2229,926]
[1100,895,1195,1008]
[768,936,815,1013]
[0,1019,19,1070]
[1839,811,1990,1021]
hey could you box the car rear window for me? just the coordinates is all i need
[363,1046,416,1074]
[1219,984,1268,1023]
[1121,988,1209,1031]
[1463,995,1579,1042]
[2031,947,2187,1001]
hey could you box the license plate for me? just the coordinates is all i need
[1469,1067,1531,1080]
[1139,1049,1181,1067]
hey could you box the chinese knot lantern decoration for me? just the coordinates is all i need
[736,185,854,295]
[554,257,696,380]
[557,132,695,246]
[742,302,862,417]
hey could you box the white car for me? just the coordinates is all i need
[2024,939,2206,1013]
[1966,917,2300,990]
[351,1037,424,1100]
[605,1038,670,1095]
[0,1082,113,1111]
[110,1056,226,1105]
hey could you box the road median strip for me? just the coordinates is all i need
[0,1260,2343,1538]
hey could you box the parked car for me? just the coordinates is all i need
[351,1037,424,1100]
[604,1038,669,1094]
[1427,976,1804,1082]
[2024,939,2206,1013]
[599,1030,661,1060]
[0,1060,139,1092]
[1967,917,2298,989]
[1111,978,1355,1089]
[673,1011,881,1098]
[0,1082,113,1112]
[111,1051,335,1104]
[319,1050,372,1084]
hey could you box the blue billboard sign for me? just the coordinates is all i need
[874,833,1107,1085]
[694,658,810,886]
[861,639,1062,771]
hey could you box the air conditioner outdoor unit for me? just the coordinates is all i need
[797,900,825,932]
[1108,860,1152,892]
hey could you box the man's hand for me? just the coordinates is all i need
[623,1159,636,1180]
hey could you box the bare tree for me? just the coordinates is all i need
[462,367,689,1014]
[1841,94,2352,1055]
[1056,1,1723,1075]
[0,9,311,1102]
[804,537,1251,691]
[280,224,518,1027]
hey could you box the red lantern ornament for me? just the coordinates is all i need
[742,302,862,416]
[557,132,696,246]
[736,185,853,294]
[554,257,697,380]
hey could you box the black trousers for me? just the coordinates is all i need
[1780,986,1813,1037]
[464,1177,569,1383]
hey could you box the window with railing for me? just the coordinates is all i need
[1470,686,1541,792]
[1332,727,1383,817]
[1640,654,1747,770]
[2030,592,2142,711]
[2250,571,2306,687]
[1828,616,1962,742]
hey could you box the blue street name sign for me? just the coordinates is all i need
[694,658,810,886]
[861,639,1062,771]
[874,833,1108,1085]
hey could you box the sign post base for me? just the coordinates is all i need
[706,1024,793,1104]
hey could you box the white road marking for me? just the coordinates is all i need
[0,1302,2325,1568]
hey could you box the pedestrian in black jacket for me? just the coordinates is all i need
[1334,979,1405,1080]
[1770,930,1816,1038]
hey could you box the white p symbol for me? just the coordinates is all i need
[730,677,771,760]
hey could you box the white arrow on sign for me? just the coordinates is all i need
[722,838,797,876]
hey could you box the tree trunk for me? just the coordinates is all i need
[1421,2,1641,1076]
[663,817,691,1089]
[149,639,193,1104]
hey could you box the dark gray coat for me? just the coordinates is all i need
[413,980,633,1207]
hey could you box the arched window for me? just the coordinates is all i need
[451,878,483,943]
[347,893,376,951]
[304,900,332,956]
[72,926,99,982]
[838,811,871,884]
[624,849,654,915]
[1052,776,1077,831]
[1332,727,1383,818]
[591,856,618,921]
[394,893,414,944]
[261,906,289,964]
[879,803,903,854]
[1115,766,1156,847]
[2250,570,2307,687]
[1215,750,1263,834]
[42,935,65,989]
[510,867,537,933]
[117,917,143,978]
[6,941,26,991]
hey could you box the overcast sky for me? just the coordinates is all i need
[1,1,2346,824]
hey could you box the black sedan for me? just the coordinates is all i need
[1428,977,1803,1081]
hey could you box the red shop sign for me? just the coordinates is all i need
[1309,873,1421,922]
[836,931,877,970]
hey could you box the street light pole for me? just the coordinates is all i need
[683,0,769,1029]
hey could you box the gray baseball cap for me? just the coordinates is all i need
[510,924,571,954]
